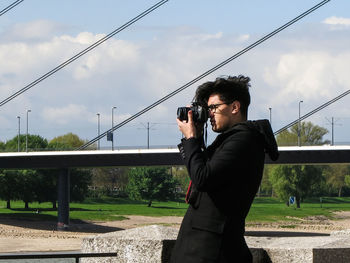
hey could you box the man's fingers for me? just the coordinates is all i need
[188,110,193,123]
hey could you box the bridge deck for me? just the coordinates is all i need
[1,146,350,169]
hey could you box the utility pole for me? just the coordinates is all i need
[111,107,116,150]
[325,117,341,146]
[17,116,20,152]
[147,122,150,149]
[298,100,303,147]
[26,109,31,152]
[140,122,156,149]
[331,117,334,146]
[97,113,100,150]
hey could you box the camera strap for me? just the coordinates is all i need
[204,122,208,148]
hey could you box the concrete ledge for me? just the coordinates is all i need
[81,226,350,263]
[246,234,350,263]
[81,225,178,263]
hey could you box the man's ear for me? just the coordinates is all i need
[231,101,241,114]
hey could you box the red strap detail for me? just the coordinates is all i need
[185,180,192,203]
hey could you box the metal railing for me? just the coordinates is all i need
[0,252,117,262]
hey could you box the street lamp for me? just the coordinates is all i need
[97,113,100,150]
[269,107,272,125]
[26,109,31,152]
[111,107,116,150]
[17,116,20,152]
[298,100,303,147]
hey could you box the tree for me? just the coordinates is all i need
[0,133,91,208]
[5,134,48,152]
[259,165,275,197]
[171,166,190,196]
[17,170,39,209]
[323,165,350,197]
[70,168,92,202]
[48,132,86,150]
[91,167,129,197]
[0,135,48,208]
[35,169,58,208]
[0,170,20,208]
[127,167,178,207]
[277,121,329,146]
[345,175,350,189]
[270,165,323,207]
[0,141,5,151]
[47,133,92,203]
[270,121,329,207]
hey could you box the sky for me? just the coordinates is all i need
[1,0,350,150]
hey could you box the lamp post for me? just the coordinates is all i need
[97,113,100,150]
[269,107,272,125]
[111,107,116,151]
[17,116,20,152]
[298,100,303,147]
[26,109,31,152]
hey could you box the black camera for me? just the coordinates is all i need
[177,103,208,123]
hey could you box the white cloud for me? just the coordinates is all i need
[2,31,139,78]
[1,14,350,145]
[1,20,66,41]
[60,32,106,45]
[198,32,223,41]
[42,104,91,125]
[259,48,350,128]
[323,16,350,26]
[0,30,141,104]
[237,34,250,42]
[264,51,350,103]
[71,34,140,80]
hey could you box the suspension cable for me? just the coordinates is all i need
[0,0,169,108]
[78,0,330,150]
[274,89,350,135]
[0,0,24,17]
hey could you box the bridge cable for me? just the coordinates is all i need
[0,0,169,108]
[0,0,24,17]
[78,0,330,150]
[274,89,350,136]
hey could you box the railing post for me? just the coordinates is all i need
[57,168,70,231]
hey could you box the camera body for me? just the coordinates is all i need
[177,103,208,123]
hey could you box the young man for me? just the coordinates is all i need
[171,75,278,262]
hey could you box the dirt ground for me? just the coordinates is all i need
[1,212,350,253]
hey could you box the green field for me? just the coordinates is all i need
[0,197,350,223]
[247,197,350,222]
[0,198,188,222]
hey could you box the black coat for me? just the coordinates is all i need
[171,120,278,263]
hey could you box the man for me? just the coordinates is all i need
[171,75,278,262]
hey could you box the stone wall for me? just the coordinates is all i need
[81,225,350,263]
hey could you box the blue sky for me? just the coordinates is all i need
[1,0,350,149]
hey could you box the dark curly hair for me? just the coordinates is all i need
[194,75,251,118]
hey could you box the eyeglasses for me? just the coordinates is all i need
[207,103,227,113]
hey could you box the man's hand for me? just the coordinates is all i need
[176,110,197,139]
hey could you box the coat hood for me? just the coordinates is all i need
[235,119,279,161]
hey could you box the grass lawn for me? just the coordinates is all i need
[0,198,189,222]
[247,197,350,222]
[0,197,350,223]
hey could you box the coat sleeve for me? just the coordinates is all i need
[181,131,255,192]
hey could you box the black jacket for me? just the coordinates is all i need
[171,119,278,263]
